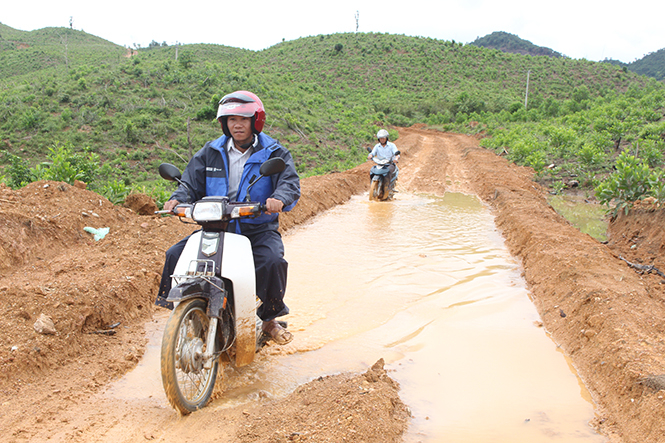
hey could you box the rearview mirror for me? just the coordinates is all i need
[158,163,182,182]
[259,157,286,177]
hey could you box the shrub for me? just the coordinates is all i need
[99,179,130,205]
[1,151,35,188]
[636,138,664,168]
[578,143,605,167]
[595,149,659,215]
[1,143,101,188]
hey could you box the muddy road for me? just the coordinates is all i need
[1,126,665,442]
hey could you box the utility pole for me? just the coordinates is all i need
[524,69,531,110]
[355,11,359,32]
[59,29,70,69]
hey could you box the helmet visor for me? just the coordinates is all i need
[217,102,256,119]
[216,92,258,119]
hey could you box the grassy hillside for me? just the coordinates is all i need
[1,26,663,211]
[0,24,127,77]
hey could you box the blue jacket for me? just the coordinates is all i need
[169,132,300,234]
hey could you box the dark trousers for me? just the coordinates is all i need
[156,229,289,322]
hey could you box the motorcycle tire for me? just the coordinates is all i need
[378,179,388,200]
[369,179,380,201]
[161,298,219,415]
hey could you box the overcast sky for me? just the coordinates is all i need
[2,0,663,63]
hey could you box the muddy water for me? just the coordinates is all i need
[273,192,603,442]
[108,192,604,442]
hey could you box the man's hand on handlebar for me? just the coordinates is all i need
[164,199,180,212]
[264,198,284,215]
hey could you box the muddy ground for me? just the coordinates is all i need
[1,126,664,442]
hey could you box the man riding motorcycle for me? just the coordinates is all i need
[156,90,300,345]
[367,129,400,190]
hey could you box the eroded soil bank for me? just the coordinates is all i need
[1,126,664,442]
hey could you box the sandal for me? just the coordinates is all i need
[262,319,293,345]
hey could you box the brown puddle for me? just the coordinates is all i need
[276,193,603,442]
[108,192,604,442]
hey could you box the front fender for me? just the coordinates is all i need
[171,231,257,367]
[370,164,390,176]
[220,233,256,367]
[166,276,226,319]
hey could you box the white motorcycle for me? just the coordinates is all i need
[156,157,285,415]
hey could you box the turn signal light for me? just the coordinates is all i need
[231,205,258,218]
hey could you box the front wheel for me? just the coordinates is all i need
[369,179,380,201]
[161,298,219,415]
[378,178,388,200]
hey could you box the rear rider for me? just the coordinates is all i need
[367,129,400,187]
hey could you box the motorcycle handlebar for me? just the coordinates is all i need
[155,202,267,219]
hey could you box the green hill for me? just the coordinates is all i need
[0,24,127,77]
[471,31,665,82]
[469,31,563,58]
[628,48,665,81]
[1,25,663,209]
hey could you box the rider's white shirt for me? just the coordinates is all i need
[370,141,398,161]
[226,135,257,201]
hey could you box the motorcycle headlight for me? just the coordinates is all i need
[192,201,224,222]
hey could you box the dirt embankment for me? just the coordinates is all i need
[1,126,664,442]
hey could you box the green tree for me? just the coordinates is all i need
[178,52,194,69]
